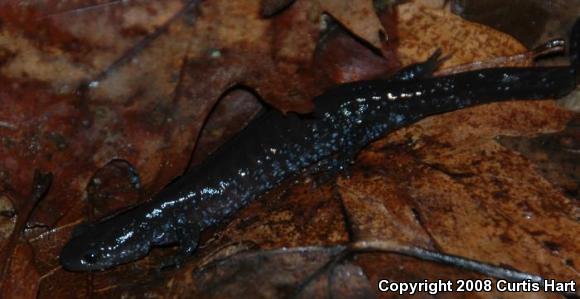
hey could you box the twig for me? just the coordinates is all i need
[0,171,52,291]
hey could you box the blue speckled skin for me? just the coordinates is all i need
[60,19,580,272]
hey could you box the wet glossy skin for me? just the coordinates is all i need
[60,19,580,272]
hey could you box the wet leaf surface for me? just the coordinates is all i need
[345,100,577,282]
[498,116,580,200]
[0,0,578,298]
[1,242,39,299]
[453,0,580,48]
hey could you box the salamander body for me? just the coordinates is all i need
[60,18,580,271]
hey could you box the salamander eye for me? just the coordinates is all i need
[81,251,98,265]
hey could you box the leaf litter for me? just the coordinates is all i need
[0,0,578,298]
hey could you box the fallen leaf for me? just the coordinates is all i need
[1,242,39,299]
[0,0,578,298]
[319,0,386,50]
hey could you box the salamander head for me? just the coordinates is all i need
[60,214,152,272]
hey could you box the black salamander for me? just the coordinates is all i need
[60,19,580,271]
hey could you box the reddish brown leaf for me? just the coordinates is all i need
[319,0,386,50]
[0,1,578,298]
[1,242,39,299]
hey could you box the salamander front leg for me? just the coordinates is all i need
[175,212,201,256]
[159,212,201,270]
[392,49,448,81]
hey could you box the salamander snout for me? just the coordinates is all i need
[60,220,152,271]
[59,237,111,271]
[58,226,129,272]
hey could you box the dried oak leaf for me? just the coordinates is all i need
[0,0,389,297]
[1,242,39,299]
[498,116,580,199]
[90,247,376,299]
[335,4,578,298]
[318,0,386,50]
[261,0,386,50]
[0,0,577,298]
[60,2,579,299]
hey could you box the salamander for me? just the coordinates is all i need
[60,18,580,271]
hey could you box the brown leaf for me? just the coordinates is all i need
[396,3,528,68]
[261,0,296,17]
[0,195,16,244]
[0,0,578,298]
[498,115,580,199]
[86,159,142,219]
[1,242,39,299]
[319,0,386,50]
[345,101,577,281]
[191,89,263,166]
[90,246,377,299]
